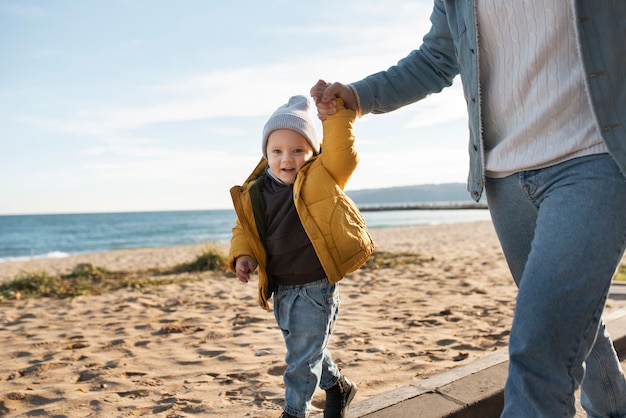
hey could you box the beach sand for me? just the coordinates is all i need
[1,221,624,417]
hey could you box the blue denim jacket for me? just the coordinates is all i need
[351,0,626,201]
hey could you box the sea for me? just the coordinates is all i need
[0,207,491,262]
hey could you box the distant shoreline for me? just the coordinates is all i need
[359,203,488,212]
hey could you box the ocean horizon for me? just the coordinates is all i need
[0,207,491,262]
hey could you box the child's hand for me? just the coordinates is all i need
[235,256,257,283]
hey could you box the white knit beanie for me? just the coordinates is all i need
[262,95,320,159]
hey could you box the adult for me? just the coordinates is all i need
[311,1,626,416]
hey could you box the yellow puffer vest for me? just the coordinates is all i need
[228,100,375,310]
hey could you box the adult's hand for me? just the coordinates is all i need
[310,79,358,120]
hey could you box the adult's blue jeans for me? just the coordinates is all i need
[273,278,341,418]
[485,154,626,417]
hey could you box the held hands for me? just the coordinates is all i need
[235,256,257,283]
[310,79,358,121]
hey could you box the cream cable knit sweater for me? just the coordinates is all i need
[477,0,608,178]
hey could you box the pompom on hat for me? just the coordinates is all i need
[262,95,320,159]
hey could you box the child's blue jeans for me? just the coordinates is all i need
[486,153,626,417]
[273,278,341,418]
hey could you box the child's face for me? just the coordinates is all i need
[266,129,315,185]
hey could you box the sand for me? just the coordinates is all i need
[1,221,624,417]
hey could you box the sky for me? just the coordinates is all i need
[0,0,470,215]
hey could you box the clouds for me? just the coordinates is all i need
[0,0,471,214]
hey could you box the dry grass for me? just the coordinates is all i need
[0,246,230,301]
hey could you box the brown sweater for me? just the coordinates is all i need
[260,172,325,286]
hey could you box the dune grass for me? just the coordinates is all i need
[362,251,433,269]
[0,246,230,301]
[0,248,430,301]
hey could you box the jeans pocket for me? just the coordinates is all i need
[301,287,328,313]
[301,282,337,314]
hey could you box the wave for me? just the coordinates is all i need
[0,251,71,263]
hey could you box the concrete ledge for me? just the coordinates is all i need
[344,304,626,418]
[350,349,508,418]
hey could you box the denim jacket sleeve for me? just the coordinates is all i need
[349,0,485,201]
[350,0,459,115]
